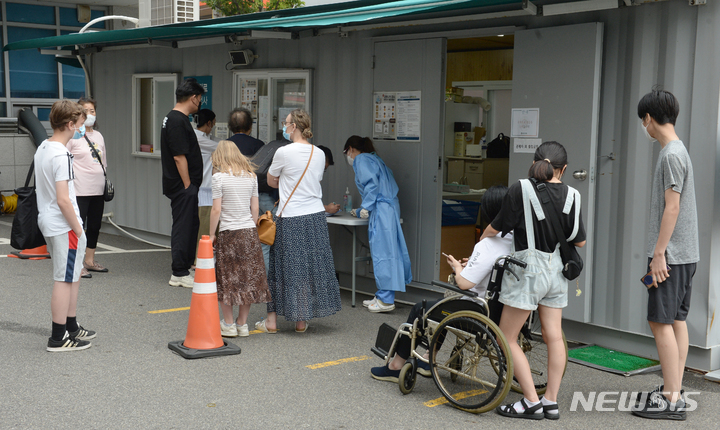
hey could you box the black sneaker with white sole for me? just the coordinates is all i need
[47,333,91,352]
[68,325,96,341]
[631,392,686,421]
[635,385,685,404]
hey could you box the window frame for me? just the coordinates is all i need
[0,1,108,124]
[131,73,178,158]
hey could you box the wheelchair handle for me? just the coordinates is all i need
[506,256,527,269]
[494,255,528,269]
[431,280,479,298]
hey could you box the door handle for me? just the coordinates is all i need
[573,170,587,181]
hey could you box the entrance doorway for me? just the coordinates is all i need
[439,36,513,280]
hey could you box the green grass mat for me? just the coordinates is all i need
[568,345,660,374]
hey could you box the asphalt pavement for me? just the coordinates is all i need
[0,216,718,429]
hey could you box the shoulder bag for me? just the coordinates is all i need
[10,162,46,250]
[257,145,314,246]
[530,179,583,280]
[84,135,114,202]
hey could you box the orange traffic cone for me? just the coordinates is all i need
[8,245,51,260]
[168,235,241,359]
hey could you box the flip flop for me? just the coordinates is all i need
[254,319,278,334]
[295,322,309,333]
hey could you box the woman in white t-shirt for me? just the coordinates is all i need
[255,109,341,334]
[209,140,271,338]
[371,186,511,382]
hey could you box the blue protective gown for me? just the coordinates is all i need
[353,153,412,293]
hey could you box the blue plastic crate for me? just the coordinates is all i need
[442,200,481,226]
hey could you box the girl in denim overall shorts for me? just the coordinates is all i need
[479,141,587,420]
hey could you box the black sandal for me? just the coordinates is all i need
[496,398,544,420]
[543,402,559,420]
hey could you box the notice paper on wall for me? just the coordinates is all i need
[373,91,421,141]
[373,92,397,140]
[258,96,269,143]
[513,138,542,153]
[214,122,229,140]
[396,91,421,141]
[510,108,540,138]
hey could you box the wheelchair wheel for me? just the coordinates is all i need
[429,311,513,414]
[399,361,417,395]
[509,320,568,395]
[449,346,461,382]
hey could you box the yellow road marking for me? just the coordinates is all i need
[424,389,488,407]
[148,307,190,314]
[306,355,371,369]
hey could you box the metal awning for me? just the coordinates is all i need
[3,0,522,51]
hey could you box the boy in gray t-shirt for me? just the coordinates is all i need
[632,90,698,421]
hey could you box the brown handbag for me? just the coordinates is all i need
[256,145,314,246]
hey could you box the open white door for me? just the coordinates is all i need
[510,23,603,322]
[372,38,446,285]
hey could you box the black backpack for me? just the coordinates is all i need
[486,133,510,158]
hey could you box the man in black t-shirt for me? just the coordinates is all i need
[227,108,264,156]
[161,78,205,289]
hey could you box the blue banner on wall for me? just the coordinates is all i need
[184,75,212,110]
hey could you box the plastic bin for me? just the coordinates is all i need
[442,200,481,226]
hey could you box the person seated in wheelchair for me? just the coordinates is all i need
[371,185,512,383]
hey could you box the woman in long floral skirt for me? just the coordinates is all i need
[210,140,271,337]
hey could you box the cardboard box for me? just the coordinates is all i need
[465,144,482,157]
[473,126,486,144]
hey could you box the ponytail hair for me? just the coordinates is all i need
[343,135,376,154]
[528,141,568,182]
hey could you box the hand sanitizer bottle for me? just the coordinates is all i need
[343,187,353,212]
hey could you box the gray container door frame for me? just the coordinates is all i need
[510,23,604,322]
[372,38,446,286]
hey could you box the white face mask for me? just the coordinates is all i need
[346,155,354,166]
[642,118,656,142]
[84,114,96,127]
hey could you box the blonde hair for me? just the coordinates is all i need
[212,140,257,177]
[290,109,313,139]
[50,100,85,131]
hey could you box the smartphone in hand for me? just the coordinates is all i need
[641,266,670,288]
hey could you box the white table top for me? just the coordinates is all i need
[325,211,403,226]
[325,211,369,226]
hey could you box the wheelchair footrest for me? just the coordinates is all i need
[371,347,388,360]
[373,323,397,359]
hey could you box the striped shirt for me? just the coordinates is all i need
[211,171,258,231]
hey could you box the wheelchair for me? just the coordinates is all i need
[372,255,568,414]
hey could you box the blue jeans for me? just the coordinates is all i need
[258,193,277,275]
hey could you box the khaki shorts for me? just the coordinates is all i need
[45,230,87,283]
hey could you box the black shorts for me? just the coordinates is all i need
[646,258,696,324]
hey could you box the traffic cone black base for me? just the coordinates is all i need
[168,340,241,359]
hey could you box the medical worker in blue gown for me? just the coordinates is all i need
[343,136,412,313]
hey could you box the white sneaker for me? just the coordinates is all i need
[368,300,395,313]
[220,321,238,337]
[169,274,194,288]
[237,324,250,337]
[363,297,377,308]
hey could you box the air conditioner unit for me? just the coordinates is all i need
[145,0,198,26]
